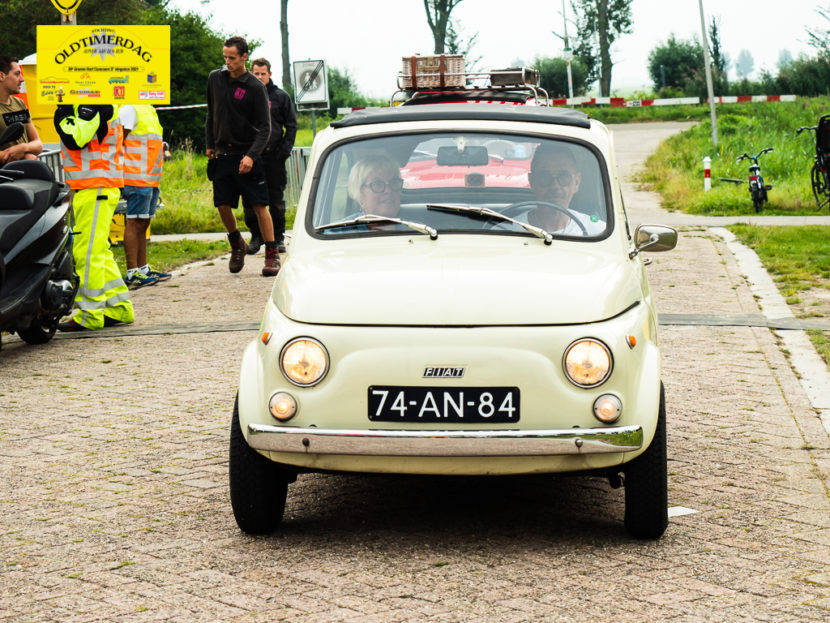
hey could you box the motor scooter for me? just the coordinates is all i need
[0,122,78,350]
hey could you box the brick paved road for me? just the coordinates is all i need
[1,127,828,622]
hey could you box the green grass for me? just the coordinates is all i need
[639,97,830,215]
[154,148,299,235]
[587,104,710,125]
[110,239,230,276]
[729,225,830,289]
[729,224,830,366]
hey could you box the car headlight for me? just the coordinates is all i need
[280,337,329,386]
[563,338,613,388]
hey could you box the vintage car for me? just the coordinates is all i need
[230,73,677,539]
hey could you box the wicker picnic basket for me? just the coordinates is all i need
[400,54,466,89]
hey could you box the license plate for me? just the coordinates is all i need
[368,386,520,423]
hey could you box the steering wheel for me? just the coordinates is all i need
[492,200,588,235]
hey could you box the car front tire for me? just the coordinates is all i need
[229,394,291,534]
[623,383,668,539]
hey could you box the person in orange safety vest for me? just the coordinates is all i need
[120,104,171,289]
[54,104,134,331]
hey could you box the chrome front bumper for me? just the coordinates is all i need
[247,424,643,457]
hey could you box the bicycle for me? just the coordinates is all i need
[796,114,830,210]
[719,147,774,213]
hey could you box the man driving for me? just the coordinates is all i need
[526,143,604,236]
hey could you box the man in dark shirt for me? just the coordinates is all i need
[0,55,42,164]
[243,57,297,255]
[205,36,279,276]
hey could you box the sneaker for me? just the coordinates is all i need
[126,272,159,289]
[277,240,287,254]
[228,235,248,273]
[246,234,263,255]
[58,318,89,332]
[146,268,172,282]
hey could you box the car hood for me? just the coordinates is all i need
[275,237,641,326]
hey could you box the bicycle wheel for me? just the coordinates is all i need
[811,162,830,210]
[750,185,763,213]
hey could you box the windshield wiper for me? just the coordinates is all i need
[316,214,438,239]
[426,203,553,245]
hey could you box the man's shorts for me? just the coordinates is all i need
[123,186,160,219]
[211,154,269,208]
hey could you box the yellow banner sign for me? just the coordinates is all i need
[50,0,84,15]
[36,25,170,105]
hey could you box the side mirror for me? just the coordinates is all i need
[630,224,677,259]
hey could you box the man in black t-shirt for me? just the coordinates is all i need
[205,37,279,276]
[0,55,42,164]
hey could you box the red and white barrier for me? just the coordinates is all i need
[708,95,797,104]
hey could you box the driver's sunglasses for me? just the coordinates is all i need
[534,170,576,187]
[364,178,404,194]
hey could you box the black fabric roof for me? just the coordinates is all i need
[331,104,591,129]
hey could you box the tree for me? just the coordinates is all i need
[777,49,793,70]
[647,35,703,93]
[806,5,830,57]
[707,16,728,94]
[326,66,371,118]
[280,0,291,91]
[445,18,481,70]
[570,0,633,96]
[0,0,146,57]
[142,3,230,150]
[423,0,464,54]
[534,56,589,98]
[735,49,754,79]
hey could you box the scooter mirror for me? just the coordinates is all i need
[0,122,25,148]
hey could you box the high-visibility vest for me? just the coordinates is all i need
[122,105,163,188]
[61,109,124,191]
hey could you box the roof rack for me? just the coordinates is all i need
[394,55,549,107]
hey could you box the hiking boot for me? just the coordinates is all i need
[126,272,159,289]
[228,234,248,273]
[262,245,280,277]
[58,318,89,332]
[146,268,172,282]
[277,239,287,254]
[246,234,263,255]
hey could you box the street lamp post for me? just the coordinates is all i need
[698,0,718,147]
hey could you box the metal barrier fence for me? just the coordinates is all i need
[38,149,64,183]
[39,146,310,207]
[285,146,311,208]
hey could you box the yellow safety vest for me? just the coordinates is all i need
[122,105,163,188]
[60,106,124,191]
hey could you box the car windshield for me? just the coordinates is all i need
[309,132,610,240]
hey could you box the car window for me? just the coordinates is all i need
[310,132,610,239]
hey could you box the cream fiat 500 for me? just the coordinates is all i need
[230,103,677,539]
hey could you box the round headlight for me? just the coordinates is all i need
[593,394,622,424]
[280,338,329,386]
[563,339,612,388]
[269,391,298,421]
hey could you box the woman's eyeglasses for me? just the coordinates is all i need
[364,178,404,193]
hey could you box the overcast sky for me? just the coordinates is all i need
[168,0,820,98]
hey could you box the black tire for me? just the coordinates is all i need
[229,395,290,534]
[811,163,830,210]
[623,383,668,539]
[17,318,57,345]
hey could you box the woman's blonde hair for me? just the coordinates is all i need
[347,153,400,201]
